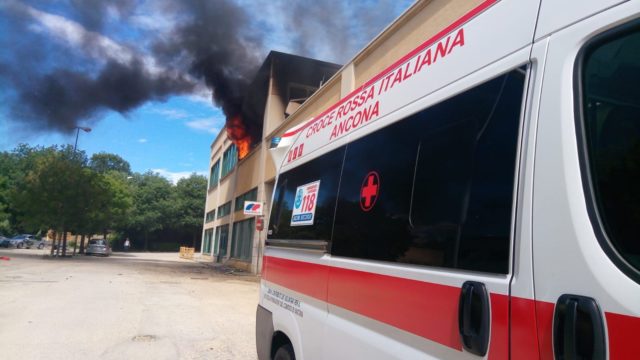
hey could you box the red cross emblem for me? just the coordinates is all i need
[360,171,380,212]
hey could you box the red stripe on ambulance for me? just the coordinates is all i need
[510,297,541,360]
[606,312,639,359]
[264,256,640,358]
[263,256,509,352]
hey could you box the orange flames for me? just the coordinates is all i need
[226,114,253,159]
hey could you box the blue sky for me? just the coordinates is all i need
[1,95,222,182]
[0,0,413,183]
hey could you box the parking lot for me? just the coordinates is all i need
[0,249,259,360]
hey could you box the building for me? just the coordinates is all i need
[201,52,341,273]
[201,0,481,273]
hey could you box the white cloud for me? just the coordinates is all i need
[152,168,207,184]
[149,108,189,120]
[138,138,148,143]
[129,14,174,32]
[128,1,179,33]
[188,84,215,105]
[12,1,178,78]
[17,2,134,65]
[186,118,221,134]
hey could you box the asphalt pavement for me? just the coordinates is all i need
[0,249,259,360]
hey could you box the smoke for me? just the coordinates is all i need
[0,0,411,136]
[67,0,136,32]
[12,60,194,131]
[267,0,407,64]
[151,0,263,118]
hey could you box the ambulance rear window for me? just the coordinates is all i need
[581,24,640,278]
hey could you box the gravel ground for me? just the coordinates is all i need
[0,249,259,360]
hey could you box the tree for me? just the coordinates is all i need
[101,171,134,230]
[89,152,131,174]
[71,170,132,253]
[0,175,11,234]
[0,144,57,235]
[2,144,208,253]
[128,172,173,250]
[172,174,207,247]
[12,145,90,255]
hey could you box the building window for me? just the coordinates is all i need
[209,160,220,189]
[221,144,238,178]
[205,210,215,223]
[580,25,640,278]
[217,201,232,219]
[202,228,213,254]
[215,224,229,256]
[231,218,255,261]
[234,188,258,212]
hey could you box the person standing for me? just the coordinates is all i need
[124,238,131,251]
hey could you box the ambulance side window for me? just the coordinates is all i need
[331,116,420,261]
[410,70,524,274]
[268,146,346,242]
[331,69,525,274]
[581,25,640,279]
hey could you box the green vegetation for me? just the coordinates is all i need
[0,144,207,255]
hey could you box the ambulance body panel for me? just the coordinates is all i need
[532,2,640,358]
[534,0,628,40]
[257,0,640,359]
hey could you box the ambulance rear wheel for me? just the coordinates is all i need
[273,344,295,360]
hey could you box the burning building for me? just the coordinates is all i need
[201,51,341,272]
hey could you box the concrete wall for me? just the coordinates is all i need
[263,65,287,137]
[281,79,342,131]
[353,0,482,84]
[235,149,262,196]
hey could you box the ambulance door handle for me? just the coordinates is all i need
[553,294,606,360]
[458,281,490,357]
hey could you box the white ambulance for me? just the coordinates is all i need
[257,0,640,359]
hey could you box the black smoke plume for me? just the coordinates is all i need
[151,0,263,118]
[0,0,408,137]
[12,60,194,131]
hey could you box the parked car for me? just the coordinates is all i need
[1,234,38,249]
[0,235,8,247]
[85,239,111,256]
[24,236,46,249]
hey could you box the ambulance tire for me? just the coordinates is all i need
[273,344,295,360]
